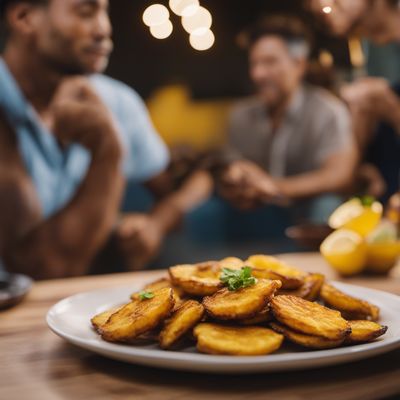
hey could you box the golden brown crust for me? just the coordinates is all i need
[203,279,281,320]
[270,322,345,349]
[279,273,325,301]
[100,288,175,343]
[131,277,184,309]
[91,305,124,332]
[238,307,272,326]
[246,255,305,289]
[320,283,380,321]
[159,300,205,349]
[169,262,223,296]
[194,323,284,356]
[271,295,351,340]
[345,320,388,344]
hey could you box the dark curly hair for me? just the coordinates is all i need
[240,15,313,59]
[0,0,47,19]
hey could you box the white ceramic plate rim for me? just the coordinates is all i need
[46,281,400,373]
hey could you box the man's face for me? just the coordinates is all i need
[249,36,305,108]
[29,0,112,74]
[307,0,367,37]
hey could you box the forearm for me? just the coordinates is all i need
[276,155,356,200]
[149,170,213,234]
[6,153,124,279]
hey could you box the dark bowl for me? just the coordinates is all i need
[0,273,33,310]
[285,224,333,251]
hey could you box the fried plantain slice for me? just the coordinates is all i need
[238,307,272,326]
[203,279,281,320]
[194,323,284,356]
[91,305,125,332]
[169,262,223,296]
[159,300,205,349]
[100,287,175,343]
[246,255,305,289]
[219,257,245,270]
[320,283,380,321]
[271,295,350,340]
[131,277,184,308]
[279,273,325,301]
[270,322,345,349]
[345,320,388,344]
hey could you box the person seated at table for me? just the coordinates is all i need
[307,0,400,202]
[341,78,400,203]
[307,0,400,44]
[0,0,212,279]
[217,16,357,228]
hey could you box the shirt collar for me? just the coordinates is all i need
[252,85,306,124]
[0,57,33,128]
[285,85,306,122]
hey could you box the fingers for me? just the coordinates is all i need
[116,215,147,239]
[56,77,96,100]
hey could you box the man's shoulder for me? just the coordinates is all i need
[230,96,264,119]
[90,74,143,109]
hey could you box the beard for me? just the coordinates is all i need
[36,26,112,76]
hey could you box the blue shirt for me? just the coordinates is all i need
[0,58,169,218]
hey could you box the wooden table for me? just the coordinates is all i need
[1,253,400,400]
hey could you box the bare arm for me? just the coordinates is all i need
[116,169,213,270]
[275,148,358,200]
[1,78,124,279]
[3,153,123,279]
[341,78,400,142]
[147,169,214,234]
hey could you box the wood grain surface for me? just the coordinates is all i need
[1,253,400,400]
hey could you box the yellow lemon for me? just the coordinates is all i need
[366,242,400,274]
[320,229,367,276]
[366,221,400,273]
[328,198,383,237]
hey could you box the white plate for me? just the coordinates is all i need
[47,281,400,374]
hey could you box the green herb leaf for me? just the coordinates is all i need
[359,195,375,207]
[220,266,257,291]
[139,290,155,300]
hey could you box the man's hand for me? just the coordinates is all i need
[49,77,123,159]
[116,213,164,270]
[217,160,286,210]
[357,163,387,199]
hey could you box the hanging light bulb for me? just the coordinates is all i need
[322,6,332,14]
[182,6,212,36]
[169,0,199,17]
[143,4,170,27]
[150,19,173,39]
[189,29,215,51]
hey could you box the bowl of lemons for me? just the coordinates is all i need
[320,197,400,276]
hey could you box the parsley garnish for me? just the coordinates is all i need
[139,291,155,300]
[220,267,257,291]
[354,195,375,207]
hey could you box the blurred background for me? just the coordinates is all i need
[105,0,400,150]
[1,0,399,274]
[91,0,398,267]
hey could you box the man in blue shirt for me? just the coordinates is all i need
[0,0,212,278]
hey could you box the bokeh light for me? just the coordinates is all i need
[319,49,334,67]
[189,29,215,51]
[143,4,170,27]
[150,20,174,39]
[182,6,212,36]
[322,6,332,14]
[169,0,199,17]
